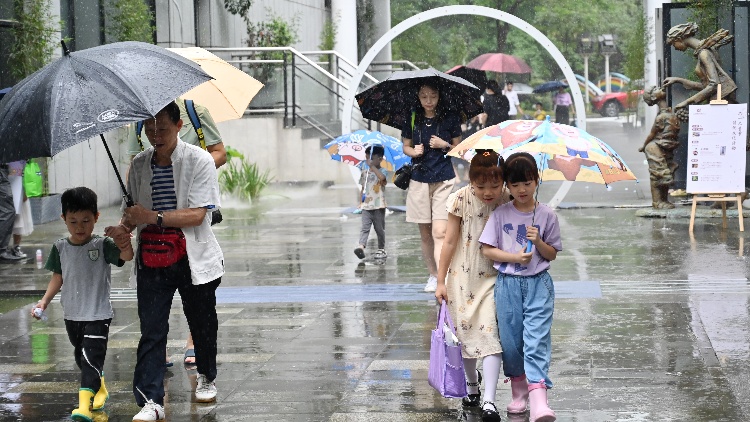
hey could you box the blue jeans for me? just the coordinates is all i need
[495,270,554,388]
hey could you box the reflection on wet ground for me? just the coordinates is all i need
[2,118,750,422]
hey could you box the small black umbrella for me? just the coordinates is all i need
[446,65,488,91]
[532,80,569,94]
[355,67,482,131]
[0,41,212,205]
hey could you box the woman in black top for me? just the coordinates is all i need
[481,80,510,127]
[402,83,462,292]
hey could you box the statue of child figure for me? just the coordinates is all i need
[639,85,681,209]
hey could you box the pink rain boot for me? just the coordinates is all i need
[528,381,556,422]
[505,374,529,413]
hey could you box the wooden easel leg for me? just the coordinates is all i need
[689,197,698,233]
[737,194,744,232]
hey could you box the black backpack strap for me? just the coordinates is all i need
[184,99,206,150]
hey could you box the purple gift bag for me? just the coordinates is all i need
[428,301,467,398]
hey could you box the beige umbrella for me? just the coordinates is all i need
[167,47,263,122]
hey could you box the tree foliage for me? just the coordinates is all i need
[224,0,254,23]
[106,0,154,43]
[8,0,58,80]
[390,0,644,82]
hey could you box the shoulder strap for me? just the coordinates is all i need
[184,99,206,150]
[136,121,145,152]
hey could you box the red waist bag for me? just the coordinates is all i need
[139,225,187,268]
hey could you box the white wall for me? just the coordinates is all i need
[47,127,131,207]
[645,0,672,126]
[217,117,352,184]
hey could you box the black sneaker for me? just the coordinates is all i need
[0,248,23,261]
[12,245,27,259]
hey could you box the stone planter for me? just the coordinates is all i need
[29,193,61,224]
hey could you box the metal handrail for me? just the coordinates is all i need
[210,46,349,90]
[208,46,373,136]
[370,60,422,71]
[299,50,379,84]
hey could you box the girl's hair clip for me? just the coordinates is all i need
[483,151,491,157]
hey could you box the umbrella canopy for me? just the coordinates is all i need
[533,80,569,94]
[0,41,211,162]
[0,41,212,205]
[355,67,482,131]
[448,119,544,159]
[167,47,264,122]
[324,130,410,173]
[466,53,532,74]
[450,117,636,185]
[445,65,488,91]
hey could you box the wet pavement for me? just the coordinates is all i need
[1,118,750,421]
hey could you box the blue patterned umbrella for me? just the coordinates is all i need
[323,130,411,172]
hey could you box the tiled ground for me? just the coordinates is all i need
[1,119,749,421]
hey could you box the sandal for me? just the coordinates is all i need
[462,370,482,407]
[183,348,196,366]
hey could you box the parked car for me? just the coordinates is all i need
[591,90,642,117]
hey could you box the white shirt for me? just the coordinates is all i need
[125,140,224,285]
[504,90,520,116]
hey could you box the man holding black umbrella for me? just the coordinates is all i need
[106,101,223,420]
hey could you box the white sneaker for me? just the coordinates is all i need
[195,374,217,403]
[423,275,438,292]
[132,400,165,421]
[373,249,387,259]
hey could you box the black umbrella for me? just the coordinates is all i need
[532,80,569,94]
[355,67,482,131]
[445,65,488,91]
[0,41,212,205]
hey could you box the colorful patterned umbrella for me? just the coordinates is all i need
[323,130,411,173]
[448,119,544,159]
[449,117,636,186]
[355,67,482,131]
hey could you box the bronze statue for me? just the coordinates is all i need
[663,22,737,122]
[639,86,680,209]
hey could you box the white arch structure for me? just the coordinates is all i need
[341,5,585,207]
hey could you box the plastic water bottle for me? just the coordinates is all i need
[36,249,43,269]
[33,307,48,321]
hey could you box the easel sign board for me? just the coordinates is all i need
[686,103,747,194]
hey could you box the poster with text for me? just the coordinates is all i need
[686,103,747,194]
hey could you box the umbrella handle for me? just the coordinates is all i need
[100,134,134,207]
[525,240,533,253]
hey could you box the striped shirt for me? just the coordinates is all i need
[151,163,177,211]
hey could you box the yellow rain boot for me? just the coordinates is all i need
[71,388,94,421]
[92,376,109,410]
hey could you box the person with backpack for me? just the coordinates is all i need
[126,98,227,368]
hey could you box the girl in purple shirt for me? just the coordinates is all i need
[479,152,562,422]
